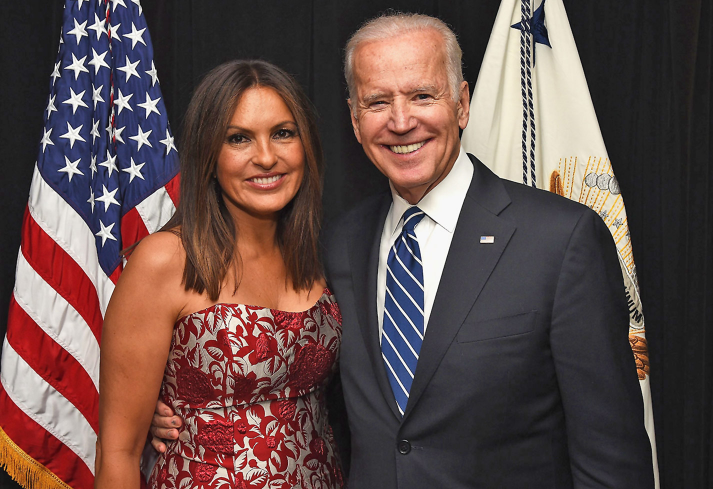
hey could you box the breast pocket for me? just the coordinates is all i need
[455,311,537,343]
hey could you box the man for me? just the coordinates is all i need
[153,13,654,488]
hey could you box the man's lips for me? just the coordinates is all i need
[387,140,427,154]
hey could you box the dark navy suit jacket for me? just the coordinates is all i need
[324,154,653,489]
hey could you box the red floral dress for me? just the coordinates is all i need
[148,289,343,489]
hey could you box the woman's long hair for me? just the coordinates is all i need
[163,60,324,300]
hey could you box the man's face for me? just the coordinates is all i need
[349,29,470,204]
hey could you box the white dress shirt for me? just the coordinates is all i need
[377,146,474,339]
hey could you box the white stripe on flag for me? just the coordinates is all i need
[28,166,115,313]
[1,341,96,474]
[135,185,176,234]
[14,251,101,389]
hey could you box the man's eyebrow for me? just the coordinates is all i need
[409,85,438,94]
[361,92,388,104]
[361,86,440,104]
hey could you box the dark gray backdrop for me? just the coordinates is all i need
[1,1,711,488]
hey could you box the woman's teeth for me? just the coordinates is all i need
[251,175,281,184]
[390,141,426,154]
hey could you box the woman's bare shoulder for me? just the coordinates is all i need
[118,231,187,291]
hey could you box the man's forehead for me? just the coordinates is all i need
[352,30,447,97]
[354,29,443,63]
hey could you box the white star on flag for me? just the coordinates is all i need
[113,126,126,144]
[46,94,57,118]
[91,119,101,143]
[95,220,117,246]
[62,87,88,114]
[50,60,61,85]
[114,88,133,115]
[131,0,143,16]
[112,0,127,12]
[117,55,141,82]
[88,48,110,74]
[122,157,146,182]
[59,121,85,148]
[123,22,146,49]
[160,129,177,155]
[58,155,84,181]
[90,153,97,177]
[146,60,158,86]
[87,187,95,212]
[130,126,152,151]
[108,21,122,41]
[88,12,107,40]
[92,84,104,109]
[64,52,89,80]
[99,150,118,176]
[67,18,88,44]
[40,128,54,152]
[138,92,161,118]
[95,185,120,211]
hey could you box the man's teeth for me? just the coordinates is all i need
[390,141,425,154]
[251,175,281,184]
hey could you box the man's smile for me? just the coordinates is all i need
[388,140,427,154]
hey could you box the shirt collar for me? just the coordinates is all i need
[386,146,473,236]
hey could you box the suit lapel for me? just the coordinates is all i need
[347,193,402,419]
[403,155,516,420]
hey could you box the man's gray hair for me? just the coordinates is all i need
[344,12,464,109]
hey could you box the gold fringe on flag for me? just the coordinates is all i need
[0,426,72,489]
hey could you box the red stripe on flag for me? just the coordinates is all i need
[21,206,103,343]
[6,297,99,433]
[164,174,180,207]
[108,265,122,285]
[0,385,94,489]
[121,205,150,250]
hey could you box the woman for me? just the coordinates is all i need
[95,60,343,489]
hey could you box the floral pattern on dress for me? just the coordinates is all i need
[148,289,343,489]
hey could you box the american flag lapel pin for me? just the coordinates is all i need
[480,235,495,244]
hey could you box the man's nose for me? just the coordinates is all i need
[387,100,417,134]
[252,138,278,169]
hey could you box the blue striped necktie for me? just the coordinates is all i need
[382,206,426,416]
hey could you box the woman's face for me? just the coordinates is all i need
[216,86,305,221]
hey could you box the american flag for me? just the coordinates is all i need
[0,1,179,487]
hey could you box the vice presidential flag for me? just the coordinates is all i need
[461,0,658,485]
[0,1,179,487]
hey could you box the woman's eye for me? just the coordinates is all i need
[274,128,296,139]
[227,133,247,144]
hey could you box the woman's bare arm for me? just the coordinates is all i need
[95,232,185,489]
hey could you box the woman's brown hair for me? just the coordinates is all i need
[162,60,324,300]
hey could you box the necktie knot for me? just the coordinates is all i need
[402,206,425,236]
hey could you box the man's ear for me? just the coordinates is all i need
[456,80,470,130]
[348,99,362,144]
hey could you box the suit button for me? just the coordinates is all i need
[397,440,411,454]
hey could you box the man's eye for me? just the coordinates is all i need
[416,94,433,101]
